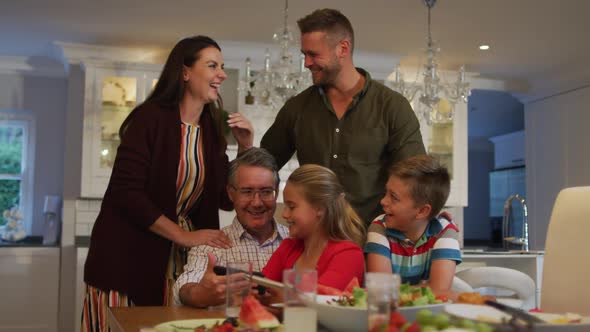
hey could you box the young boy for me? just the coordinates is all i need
[364,155,461,298]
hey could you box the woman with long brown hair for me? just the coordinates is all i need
[82,36,253,332]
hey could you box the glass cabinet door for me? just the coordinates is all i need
[428,122,454,178]
[80,63,163,198]
[99,76,137,169]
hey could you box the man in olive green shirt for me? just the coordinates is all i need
[261,8,425,224]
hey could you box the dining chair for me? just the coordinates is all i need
[451,276,474,293]
[455,266,536,309]
[541,186,590,315]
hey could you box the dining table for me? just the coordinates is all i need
[108,306,226,332]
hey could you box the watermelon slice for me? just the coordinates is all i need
[317,284,343,295]
[343,277,360,296]
[239,296,280,329]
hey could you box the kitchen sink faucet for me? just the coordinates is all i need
[502,194,529,251]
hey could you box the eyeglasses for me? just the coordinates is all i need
[231,186,277,201]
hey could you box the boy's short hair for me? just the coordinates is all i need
[297,8,355,52]
[389,155,450,219]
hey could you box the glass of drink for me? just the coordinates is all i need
[283,269,318,332]
[366,272,401,331]
[225,261,253,318]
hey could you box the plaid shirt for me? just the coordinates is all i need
[173,217,289,305]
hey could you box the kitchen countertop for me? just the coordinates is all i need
[0,235,59,247]
[462,245,544,256]
[461,249,545,257]
[76,236,91,247]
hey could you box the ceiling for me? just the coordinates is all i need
[1,0,589,99]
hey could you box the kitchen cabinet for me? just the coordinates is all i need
[490,130,525,169]
[0,247,60,332]
[80,62,162,197]
[74,247,88,332]
[419,101,468,207]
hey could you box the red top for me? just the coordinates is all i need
[262,238,365,290]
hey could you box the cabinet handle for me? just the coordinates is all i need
[511,158,524,163]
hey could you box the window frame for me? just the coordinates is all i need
[0,112,36,235]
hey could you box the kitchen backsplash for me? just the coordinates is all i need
[74,199,102,236]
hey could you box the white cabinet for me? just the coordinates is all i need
[0,247,60,332]
[80,62,162,197]
[490,130,525,169]
[419,101,469,207]
[74,247,89,332]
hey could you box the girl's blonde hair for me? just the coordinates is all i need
[287,164,366,246]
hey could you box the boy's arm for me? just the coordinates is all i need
[367,253,393,273]
[426,259,457,301]
[426,221,462,300]
[364,218,394,273]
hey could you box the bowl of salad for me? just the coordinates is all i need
[396,283,447,322]
[308,283,449,332]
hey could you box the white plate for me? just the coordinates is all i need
[154,318,225,332]
[311,295,445,332]
[445,303,510,323]
[445,304,590,331]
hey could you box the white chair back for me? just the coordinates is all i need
[451,276,474,293]
[542,186,590,315]
[456,266,536,309]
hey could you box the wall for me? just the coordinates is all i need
[525,85,590,249]
[0,70,67,235]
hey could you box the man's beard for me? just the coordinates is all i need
[312,59,342,86]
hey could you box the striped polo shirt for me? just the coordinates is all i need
[364,215,462,285]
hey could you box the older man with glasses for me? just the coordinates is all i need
[173,147,288,307]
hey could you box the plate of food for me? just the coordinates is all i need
[154,318,228,332]
[445,303,590,331]
[155,296,282,332]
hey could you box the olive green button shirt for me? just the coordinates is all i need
[261,68,426,224]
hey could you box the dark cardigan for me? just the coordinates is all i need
[84,101,233,306]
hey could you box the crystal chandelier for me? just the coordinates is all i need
[239,0,312,109]
[388,0,470,125]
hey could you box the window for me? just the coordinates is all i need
[0,115,35,233]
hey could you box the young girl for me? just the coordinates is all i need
[262,164,366,290]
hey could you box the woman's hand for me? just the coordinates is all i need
[227,112,253,153]
[179,229,232,249]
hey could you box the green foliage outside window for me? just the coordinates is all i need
[0,136,23,226]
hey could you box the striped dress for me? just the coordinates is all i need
[364,215,462,285]
[81,122,206,332]
[164,122,206,305]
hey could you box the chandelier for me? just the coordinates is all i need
[388,0,470,125]
[239,0,312,109]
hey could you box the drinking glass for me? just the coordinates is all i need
[365,272,401,331]
[225,261,253,318]
[283,269,318,332]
